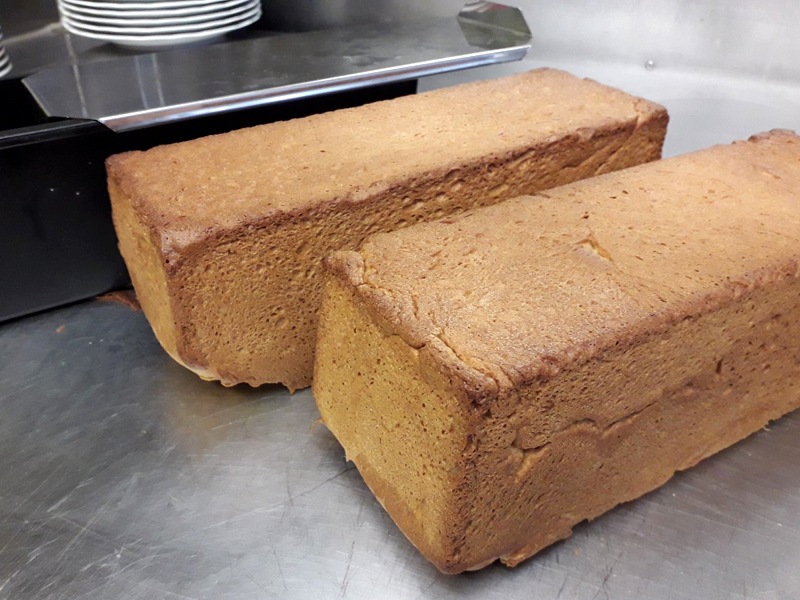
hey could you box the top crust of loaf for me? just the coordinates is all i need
[105,68,666,251]
[325,130,800,402]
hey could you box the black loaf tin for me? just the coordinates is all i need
[0,76,416,322]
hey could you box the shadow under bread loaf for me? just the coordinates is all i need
[313,130,800,573]
[107,68,668,390]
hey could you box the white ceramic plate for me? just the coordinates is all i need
[61,4,259,35]
[62,0,253,11]
[59,0,253,19]
[59,0,256,27]
[61,5,260,47]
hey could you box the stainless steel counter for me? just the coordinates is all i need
[2,294,800,599]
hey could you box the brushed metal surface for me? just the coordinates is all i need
[21,2,531,132]
[1,296,799,599]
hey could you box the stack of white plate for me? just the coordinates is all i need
[57,0,262,49]
[0,26,12,78]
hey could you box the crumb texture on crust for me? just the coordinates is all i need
[314,275,479,570]
[107,68,668,388]
[107,68,666,237]
[313,130,800,573]
[108,177,180,362]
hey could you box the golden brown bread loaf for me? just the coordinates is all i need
[313,130,800,573]
[107,68,667,390]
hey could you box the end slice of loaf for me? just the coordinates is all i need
[107,68,667,390]
[313,130,800,573]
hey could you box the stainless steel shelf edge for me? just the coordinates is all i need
[22,1,531,132]
[94,46,528,132]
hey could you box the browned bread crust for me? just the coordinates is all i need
[107,68,667,389]
[313,130,800,572]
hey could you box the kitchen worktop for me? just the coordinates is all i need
[2,294,799,599]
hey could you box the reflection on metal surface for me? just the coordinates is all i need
[22,2,531,132]
[1,297,800,599]
[458,1,531,50]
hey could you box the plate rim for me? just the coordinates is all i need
[60,5,260,41]
[58,0,255,18]
[60,0,254,11]
[58,0,256,26]
[61,4,260,34]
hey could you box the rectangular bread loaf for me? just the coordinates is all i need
[313,130,800,573]
[106,68,667,390]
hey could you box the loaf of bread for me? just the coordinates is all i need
[107,68,667,390]
[313,130,800,573]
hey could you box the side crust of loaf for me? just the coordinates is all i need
[107,68,668,390]
[109,179,182,366]
[313,130,800,572]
